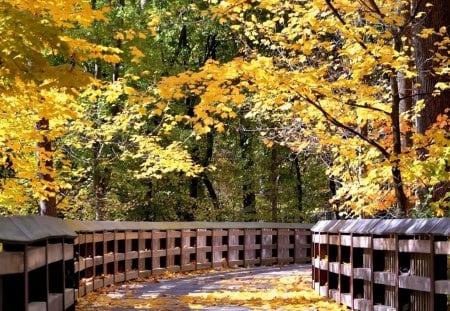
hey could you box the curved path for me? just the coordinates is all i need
[76,265,342,311]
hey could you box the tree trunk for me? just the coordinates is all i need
[268,147,278,222]
[389,37,409,216]
[35,118,57,217]
[200,131,220,211]
[92,141,111,220]
[413,0,450,206]
[293,156,303,214]
[183,32,220,220]
[113,0,125,82]
[413,0,450,134]
[202,173,219,211]
[239,123,256,220]
[398,5,414,150]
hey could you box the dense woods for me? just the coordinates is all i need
[0,0,448,220]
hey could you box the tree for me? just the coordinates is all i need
[0,1,106,216]
[157,0,449,217]
[411,0,450,213]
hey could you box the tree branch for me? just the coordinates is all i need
[342,100,391,116]
[303,95,391,159]
[325,0,368,50]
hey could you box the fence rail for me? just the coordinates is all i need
[0,217,312,311]
[65,220,312,298]
[311,218,450,311]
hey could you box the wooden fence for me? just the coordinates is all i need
[64,220,312,299]
[311,218,450,311]
[0,216,76,311]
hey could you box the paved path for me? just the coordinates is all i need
[76,265,317,311]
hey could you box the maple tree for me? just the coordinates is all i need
[1,0,447,219]
[156,0,449,217]
[0,0,101,216]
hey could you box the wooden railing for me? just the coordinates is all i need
[311,218,450,311]
[64,221,312,299]
[1,218,312,310]
[0,216,76,311]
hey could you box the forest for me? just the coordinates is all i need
[0,0,448,221]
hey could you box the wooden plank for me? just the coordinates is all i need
[435,280,450,295]
[244,230,259,267]
[93,278,103,290]
[126,232,139,240]
[294,230,309,264]
[115,232,125,240]
[261,230,274,265]
[27,247,46,271]
[352,236,370,248]
[212,229,225,269]
[341,263,352,277]
[328,235,339,245]
[228,229,243,266]
[353,268,371,281]
[66,220,313,231]
[319,259,328,270]
[277,229,291,264]
[93,233,103,243]
[104,253,114,263]
[313,257,320,268]
[340,235,351,246]
[28,302,46,311]
[0,252,24,274]
[104,232,115,241]
[373,306,395,311]
[398,275,431,292]
[166,230,179,271]
[64,288,75,310]
[329,262,339,274]
[329,289,339,302]
[104,275,114,287]
[64,243,73,261]
[340,293,352,308]
[373,272,395,286]
[125,270,138,280]
[196,229,210,270]
[47,293,64,311]
[354,298,371,311]
[137,231,145,276]
[181,230,195,271]
[373,238,395,251]
[126,251,138,259]
[434,241,450,254]
[398,239,431,253]
[312,234,328,244]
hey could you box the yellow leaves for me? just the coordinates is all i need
[114,32,125,40]
[182,274,346,311]
[417,28,435,39]
[77,268,345,311]
[147,16,161,36]
[59,36,122,64]
[435,82,450,91]
[130,46,145,63]
[5,0,108,28]
[129,139,203,179]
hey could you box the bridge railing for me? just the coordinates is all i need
[64,220,312,299]
[311,218,450,311]
[0,216,77,311]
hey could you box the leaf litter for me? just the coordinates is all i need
[76,266,346,310]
